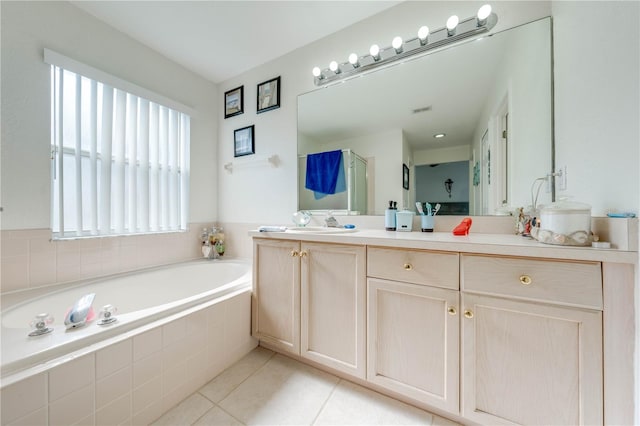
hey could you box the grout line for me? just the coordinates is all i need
[214,402,247,426]
[197,347,276,405]
[309,377,341,426]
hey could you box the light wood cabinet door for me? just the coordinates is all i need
[367,278,460,413]
[461,293,603,425]
[300,242,366,378]
[252,238,301,355]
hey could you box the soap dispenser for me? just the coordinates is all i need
[385,201,397,231]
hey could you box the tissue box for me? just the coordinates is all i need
[396,210,415,232]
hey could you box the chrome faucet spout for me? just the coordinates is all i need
[324,214,341,228]
[64,293,96,329]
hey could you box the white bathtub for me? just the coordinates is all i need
[1,259,252,382]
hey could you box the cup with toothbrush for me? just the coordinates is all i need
[416,201,437,232]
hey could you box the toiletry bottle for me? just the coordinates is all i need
[215,227,225,256]
[385,201,397,231]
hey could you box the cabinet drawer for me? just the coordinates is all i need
[367,247,459,290]
[461,254,602,309]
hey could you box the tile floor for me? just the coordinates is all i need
[152,346,460,426]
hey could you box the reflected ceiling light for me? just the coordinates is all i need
[477,4,492,26]
[418,26,430,45]
[446,15,459,36]
[311,5,497,86]
[392,36,403,54]
[369,44,381,61]
[329,61,341,74]
[434,133,446,139]
[348,53,360,68]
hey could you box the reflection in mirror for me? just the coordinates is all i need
[297,17,552,216]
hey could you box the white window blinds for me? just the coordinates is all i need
[48,51,190,238]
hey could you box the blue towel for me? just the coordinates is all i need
[305,150,346,199]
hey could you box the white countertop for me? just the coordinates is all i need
[249,229,638,264]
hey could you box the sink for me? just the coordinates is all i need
[285,226,357,234]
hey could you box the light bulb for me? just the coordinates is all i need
[348,53,359,67]
[446,15,459,35]
[312,67,321,77]
[477,4,492,21]
[369,44,380,61]
[418,26,430,44]
[392,36,403,54]
[329,61,339,73]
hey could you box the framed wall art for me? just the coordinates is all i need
[225,86,244,118]
[403,163,410,190]
[234,125,255,157]
[257,76,280,114]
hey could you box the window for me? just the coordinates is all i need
[48,50,190,238]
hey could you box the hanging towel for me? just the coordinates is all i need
[305,150,346,199]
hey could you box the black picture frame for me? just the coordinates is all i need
[256,76,281,114]
[403,164,410,190]
[224,86,244,119]
[234,125,255,157]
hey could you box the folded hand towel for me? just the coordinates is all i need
[305,150,346,199]
[258,226,288,232]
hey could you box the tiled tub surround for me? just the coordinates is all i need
[0,288,257,426]
[2,260,252,376]
[0,224,218,294]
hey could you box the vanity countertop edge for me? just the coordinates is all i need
[248,229,637,264]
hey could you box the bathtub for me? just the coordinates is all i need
[1,258,257,425]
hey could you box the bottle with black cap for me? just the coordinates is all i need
[385,201,397,231]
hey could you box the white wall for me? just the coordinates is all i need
[0,1,219,230]
[552,1,639,216]
[217,1,553,224]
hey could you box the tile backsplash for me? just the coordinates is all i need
[0,224,212,294]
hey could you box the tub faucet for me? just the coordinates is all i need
[64,293,96,329]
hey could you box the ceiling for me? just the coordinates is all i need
[71,1,400,84]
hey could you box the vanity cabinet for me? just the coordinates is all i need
[301,242,366,378]
[460,254,603,425]
[252,238,366,377]
[252,238,301,354]
[366,247,460,413]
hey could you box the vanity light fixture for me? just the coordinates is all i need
[446,15,460,36]
[312,4,497,86]
[369,44,381,61]
[348,53,360,68]
[476,4,492,26]
[392,36,404,54]
[418,26,430,45]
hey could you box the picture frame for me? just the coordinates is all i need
[403,163,410,190]
[234,125,255,157]
[257,76,281,114]
[224,86,244,119]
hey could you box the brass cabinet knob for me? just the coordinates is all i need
[403,263,413,271]
[448,307,457,316]
[519,275,532,285]
[464,310,474,319]
[290,250,299,257]
[299,250,308,257]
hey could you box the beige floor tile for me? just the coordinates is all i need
[218,354,339,425]
[193,406,244,426]
[313,379,434,425]
[198,346,274,403]
[432,414,461,426]
[151,393,213,426]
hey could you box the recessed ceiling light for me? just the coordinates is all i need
[434,133,446,139]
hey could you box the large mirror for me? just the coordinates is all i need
[298,17,553,216]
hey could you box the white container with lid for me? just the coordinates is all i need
[395,210,415,232]
[533,199,592,246]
